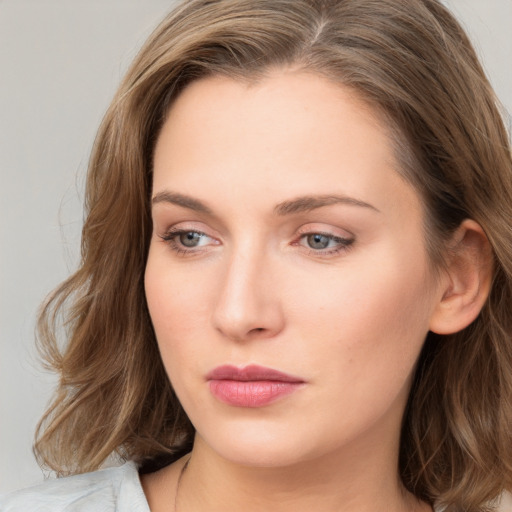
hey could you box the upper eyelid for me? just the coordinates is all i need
[297,229,352,238]
[295,223,354,239]
[157,221,218,237]
[156,219,355,241]
[161,227,215,242]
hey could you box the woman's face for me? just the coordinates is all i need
[145,70,444,468]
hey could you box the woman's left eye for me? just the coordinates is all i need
[298,232,354,254]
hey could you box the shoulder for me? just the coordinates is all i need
[0,461,150,512]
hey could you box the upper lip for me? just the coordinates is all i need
[206,364,304,383]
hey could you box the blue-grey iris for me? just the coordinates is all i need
[307,234,330,249]
[180,232,202,247]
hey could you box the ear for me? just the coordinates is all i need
[429,219,493,335]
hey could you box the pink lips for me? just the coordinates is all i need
[207,365,305,408]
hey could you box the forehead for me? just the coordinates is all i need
[152,70,420,220]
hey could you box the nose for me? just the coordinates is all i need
[211,245,285,342]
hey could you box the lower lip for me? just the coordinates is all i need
[209,380,303,407]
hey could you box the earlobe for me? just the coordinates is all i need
[429,219,493,335]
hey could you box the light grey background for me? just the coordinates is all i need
[1,0,511,503]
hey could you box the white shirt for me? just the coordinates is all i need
[0,461,149,511]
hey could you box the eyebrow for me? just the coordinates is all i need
[152,191,213,214]
[273,194,380,215]
[151,191,379,215]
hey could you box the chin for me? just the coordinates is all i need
[194,419,325,469]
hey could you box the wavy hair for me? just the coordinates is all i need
[35,0,512,510]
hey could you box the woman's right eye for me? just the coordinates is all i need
[159,229,216,255]
[176,231,207,248]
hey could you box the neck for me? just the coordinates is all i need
[177,435,431,512]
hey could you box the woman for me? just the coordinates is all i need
[2,0,512,511]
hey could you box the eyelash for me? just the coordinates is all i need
[159,228,214,256]
[159,228,354,258]
[294,231,355,257]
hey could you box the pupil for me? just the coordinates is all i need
[180,232,200,247]
[308,234,330,249]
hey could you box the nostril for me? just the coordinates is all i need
[249,327,265,335]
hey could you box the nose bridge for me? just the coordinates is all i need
[212,238,283,341]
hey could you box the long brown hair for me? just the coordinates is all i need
[35,0,512,509]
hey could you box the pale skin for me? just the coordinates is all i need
[142,70,492,512]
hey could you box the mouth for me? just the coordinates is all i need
[206,364,305,408]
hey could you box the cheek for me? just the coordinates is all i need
[146,246,210,318]
[283,249,434,383]
[144,250,217,367]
